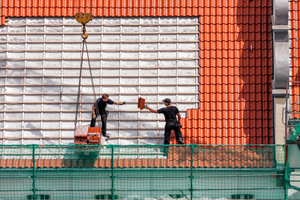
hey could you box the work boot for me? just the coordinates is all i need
[103,133,110,138]
[178,138,184,144]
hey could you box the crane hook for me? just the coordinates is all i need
[75,12,93,40]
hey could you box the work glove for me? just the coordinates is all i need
[176,121,182,128]
[121,101,126,105]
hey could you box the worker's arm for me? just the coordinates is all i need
[92,105,96,119]
[114,101,126,105]
[177,112,181,122]
[145,105,158,113]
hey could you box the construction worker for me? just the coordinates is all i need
[90,94,125,137]
[145,98,184,144]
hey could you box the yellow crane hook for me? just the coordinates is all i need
[75,12,93,39]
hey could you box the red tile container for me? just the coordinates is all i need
[87,127,101,144]
[74,125,88,144]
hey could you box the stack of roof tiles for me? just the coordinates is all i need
[74,125,101,145]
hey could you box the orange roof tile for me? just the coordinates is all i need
[290,0,300,117]
[0,0,201,24]
[169,0,272,145]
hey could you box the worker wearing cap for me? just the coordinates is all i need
[90,93,125,137]
[145,98,184,144]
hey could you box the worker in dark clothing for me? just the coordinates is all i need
[145,98,184,144]
[90,93,125,137]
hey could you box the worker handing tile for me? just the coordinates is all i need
[145,98,184,145]
[90,93,125,138]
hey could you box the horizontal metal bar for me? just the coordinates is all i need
[0,144,280,147]
[112,174,274,178]
[0,189,33,192]
[0,101,198,104]
[6,23,199,26]
[0,128,165,131]
[0,189,111,192]
[0,92,198,95]
[193,174,275,178]
[35,175,111,178]
[0,188,281,192]
[35,189,111,192]
[0,31,198,35]
[0,84,199,87]
[35,176,189,179]
[0,119,166,122]
[0,57,199,61]
[0,109,191,113]
[0,66,199,69]
[288,80,300,83]
[0,75,198,78]
[27,188,280,192]
[0,49,199,52]
[0,167,280,172]
[0,136,165,139]
[1,152,166,156]
[0,175,31,178]
[193,187,282,191]
[0,40,199,44]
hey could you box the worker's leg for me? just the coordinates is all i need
[90,114,96,127]
[174,126,184,144]
[100,113,108,136]
[164,124,172,144]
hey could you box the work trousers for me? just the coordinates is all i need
[90,111,107,136]
[164,122,184,144]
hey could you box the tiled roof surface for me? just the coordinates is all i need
[290,0,300,107]
[0,0,273,145]
[170,0,272,145]
[0,0,201,25]
[0,146,275,168]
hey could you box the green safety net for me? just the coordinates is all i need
[288,121,300,142]
[0,144,286,200]
[285,144,300,200]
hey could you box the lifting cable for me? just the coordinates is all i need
[74,13,100,129]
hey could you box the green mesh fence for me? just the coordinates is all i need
[0,144,286,200]
[288,120,300,142]
[285,144,300,200]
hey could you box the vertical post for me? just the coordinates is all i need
[190,145,194,200]
[284,144,288,200]
[111,145,115,200]
[285,178,288,200]
[285,82,288,144]
[32,144,36,199]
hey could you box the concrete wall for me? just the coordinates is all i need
[274,98,286,144]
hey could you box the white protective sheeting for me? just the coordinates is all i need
[0,17,199,144]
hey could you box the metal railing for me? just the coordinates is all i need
[0,144,286,200]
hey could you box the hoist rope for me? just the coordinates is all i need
[74,39,100,130]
